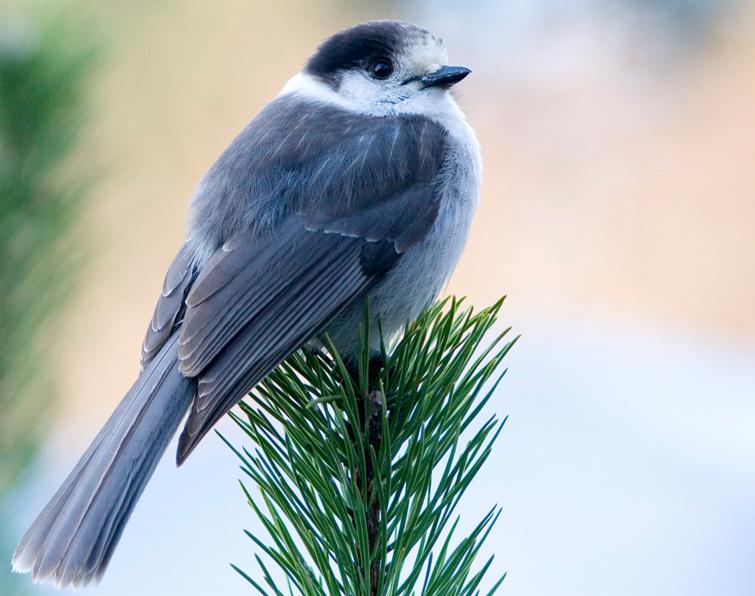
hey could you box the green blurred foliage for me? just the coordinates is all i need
[0,12,98,595]
[0,14,98,498]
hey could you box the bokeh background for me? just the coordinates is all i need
[1,0,754,594]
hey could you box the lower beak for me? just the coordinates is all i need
[420,65,471,89]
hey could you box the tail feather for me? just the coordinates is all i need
[12,334,194,587]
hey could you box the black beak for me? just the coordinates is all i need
[420,65,471,89]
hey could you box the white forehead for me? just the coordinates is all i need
[397,35,449,73]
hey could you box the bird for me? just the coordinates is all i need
[11,19,481,587]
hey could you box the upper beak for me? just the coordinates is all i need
[420,65,471,89]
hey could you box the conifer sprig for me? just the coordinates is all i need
[222,298,516,595]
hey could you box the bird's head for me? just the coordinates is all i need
[296,20,470,115]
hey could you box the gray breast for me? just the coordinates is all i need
[325,121,482,353]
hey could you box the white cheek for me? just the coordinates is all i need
[279,72,360,112]
[337,72,380,101]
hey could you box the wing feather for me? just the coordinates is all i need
[140,244,195,370]
[178,218,337,376]
[176,229,376,462]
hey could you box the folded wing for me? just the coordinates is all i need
[174,100,449,462]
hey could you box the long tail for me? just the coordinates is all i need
[11,334,194,587]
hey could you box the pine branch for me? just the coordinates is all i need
[222,297,517,595]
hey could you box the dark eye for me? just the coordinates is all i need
[370,59,393,80]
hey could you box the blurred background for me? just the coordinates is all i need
[1,0,753,594]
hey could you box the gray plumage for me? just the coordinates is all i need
[12,20,481,587]
[177,97,450,460]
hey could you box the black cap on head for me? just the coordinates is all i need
[305,21,431,85]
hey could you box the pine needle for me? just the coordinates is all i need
[228,298,514,595]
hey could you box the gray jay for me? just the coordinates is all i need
[12,20,481,587]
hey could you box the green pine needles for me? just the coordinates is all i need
[222,298,517,595]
